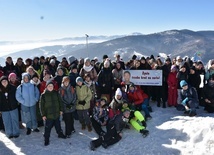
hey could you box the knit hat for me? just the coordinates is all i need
[22,73,30,80]
[101,96,107,102]
[46,80,54,87]
[103,55,108,59]
[180,80,188,88]
[165,57,171,62]
[0,76,8,83]
[70,64,77,70]
[68,56,77,64]
[171,65,177,71]
[76,77,83,83]
[32,73,39,79]
[8,73,17,79]
[84,57,90,63]
[50,59,55,64]
[62,76,70,83]
[115,88,122,96]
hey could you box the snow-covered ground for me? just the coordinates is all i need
[1,101,214,155]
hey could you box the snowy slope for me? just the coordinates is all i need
[1,101,214,155]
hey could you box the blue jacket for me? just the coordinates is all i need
[16,82,40,107]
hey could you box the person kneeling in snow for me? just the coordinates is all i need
[90,110,130,151]
[179,80,198,116]
[122,102,149,137]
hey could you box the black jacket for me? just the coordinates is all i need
[0,84,18,111]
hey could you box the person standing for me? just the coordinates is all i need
[0,76,19,138]
[40,81,66,146]
[16,73,40,135]
[59,76,77,138]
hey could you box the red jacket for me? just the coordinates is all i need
[167,72,178,88]
[40,80,59,94]
[127,86,148,105]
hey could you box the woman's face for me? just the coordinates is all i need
[1,80,8,87]
[85,61,91,66]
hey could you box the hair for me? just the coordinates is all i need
[123,70,131,76]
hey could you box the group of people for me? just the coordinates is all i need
[0,53,213,150]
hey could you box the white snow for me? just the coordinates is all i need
[1,102,214,155]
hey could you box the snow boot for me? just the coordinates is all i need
[141,120,147,128]
[140,129,149,138]
[81,123,86,130]
[58,132,66,139]
[87,124,92,132]
[26,128,31,135]
[90,141,96,151]
[44,138,49,146]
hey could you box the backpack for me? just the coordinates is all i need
[59,86,75,97]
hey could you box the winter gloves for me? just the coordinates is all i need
[79,100,86,105]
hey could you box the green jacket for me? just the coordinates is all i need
[39,90,63,120]
[75,84,92,110]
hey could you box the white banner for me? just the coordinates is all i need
[124,70,162,86]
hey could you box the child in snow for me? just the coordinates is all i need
[40,81,66,146]
[109,88,124,119]
[90,110,130,151]
[121,101,149,137]
[75,77,93,131]
[179,80,198,116]
[91,97,109,136]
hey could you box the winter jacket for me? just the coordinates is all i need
[40,90,63,120]
[176,70,188,89]
[3,62,16,77]
[79,66,98,82]
[167,72,178,88]
[180,86,198,104]
[205,68,214,81]
[92,105,109,125]
[112,68,123,85]
[16,82,40,107]
[0,84,18,111]
[127,87,148,105]
[109,113,127,133]
[59,84,77,113]
[98,68,114,94]
[109,97,124,113]
[69,72,79,87]
[75,84,92,110]
[202,83,214,105]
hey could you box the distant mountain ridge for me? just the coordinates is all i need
[1,29,214,65]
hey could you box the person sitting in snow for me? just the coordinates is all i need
[179,80,198,116]
[109,88,124,119]
[121,101,149,137]
[127,83,152,120]
[90,110,130,151]
[91,97,109,136]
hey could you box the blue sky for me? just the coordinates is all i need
[0,0,214,41]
